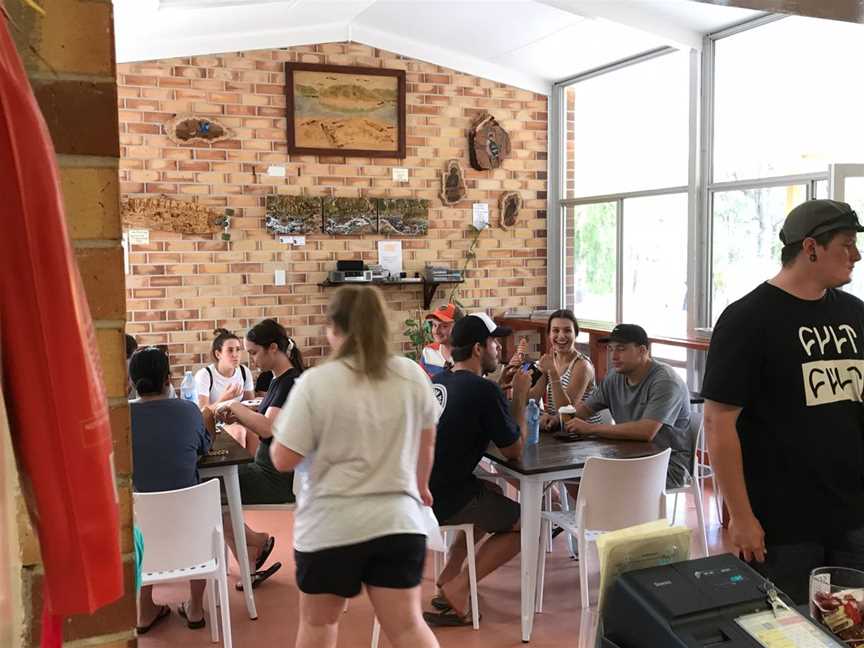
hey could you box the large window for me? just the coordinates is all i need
[713,17,864,183]
[566,51,689,198]
[711,185,806,322]
[563,50,690,338]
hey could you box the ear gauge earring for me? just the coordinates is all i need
[810,253,818,262]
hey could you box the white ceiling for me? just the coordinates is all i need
[113,0,763,94]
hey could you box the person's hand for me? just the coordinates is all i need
[729,512,766,563]
[538,353,555,375]
[419,486,433,507]
[498,364,519,389]
[539,413,558,432]
[215,402,239,424]
[564,416,591,435]
[218,383,242,403]
[511,367,531,399]
[508,338,529,366]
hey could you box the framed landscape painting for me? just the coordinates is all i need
[285,63,406,159]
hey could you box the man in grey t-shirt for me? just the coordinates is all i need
[564,324,692,488]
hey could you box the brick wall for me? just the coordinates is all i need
[117,43,548,377]
[6,1,136,646]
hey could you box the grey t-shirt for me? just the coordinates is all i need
[584,360,692,488]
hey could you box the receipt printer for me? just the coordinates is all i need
[600,554,840,647]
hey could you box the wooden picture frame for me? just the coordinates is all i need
[285,62,406,159]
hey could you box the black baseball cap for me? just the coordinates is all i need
[599,324,649,347]
[450,313,512,348]
[779,199,864,245]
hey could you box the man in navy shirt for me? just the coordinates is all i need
[426,313,531,626]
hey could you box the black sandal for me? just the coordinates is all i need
[423,609,477,627]
[431,594,451,611]
[235,561,282,591]
[255,536,275,571]
[178,602,206,630]
[136,605,170,635]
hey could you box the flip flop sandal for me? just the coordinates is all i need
[235,561,282,591]
[431,594,451,611]
[177,602,206,630]
[136,605,170,635]
[423,609,478,627]
[254,536,275,571]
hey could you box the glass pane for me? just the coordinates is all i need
[622,194,688,336]
[565,51,689,198]
[565,203,616,323]
[815,180,829,199]
[714,17,864,182]
[711,185,806,322]
[838,177,864,299]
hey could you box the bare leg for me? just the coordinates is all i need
[295,592,344,648]
[368,585,438,648]
[437,527,486,587]
[440,528,521,616]
[137,584,160,626]
[223,516,269,571]
[185,579,206,622]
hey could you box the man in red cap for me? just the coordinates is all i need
[421,303,464,376]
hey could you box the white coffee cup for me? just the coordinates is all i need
[558,405,577,432]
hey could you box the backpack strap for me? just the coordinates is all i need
[240,365,247,384]
[206,366,213,394]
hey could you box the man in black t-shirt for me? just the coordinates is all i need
[703,199,864,603]
[425,313,531,626]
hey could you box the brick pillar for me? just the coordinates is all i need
[5,1,137,646]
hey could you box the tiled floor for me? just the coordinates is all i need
[140,489,732,647]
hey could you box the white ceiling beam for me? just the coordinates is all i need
[115,21,349,63]
[534,0,704,50]
[348,23,552,95]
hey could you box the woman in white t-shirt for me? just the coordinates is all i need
[271,286,439,648]
[196,329,256,452]
[195,328,255,408]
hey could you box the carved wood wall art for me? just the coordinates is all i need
[265,195,321,235]
[121,197,221,234]
[440,159,467,206]
[165,114,233,145]
[499,191,523,229]
[469,111,511,171]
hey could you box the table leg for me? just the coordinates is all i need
[520,477,543,642]
[223,465,258,620]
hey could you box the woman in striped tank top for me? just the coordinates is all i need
[529,310,602,431]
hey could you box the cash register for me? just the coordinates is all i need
[600,554,844,647]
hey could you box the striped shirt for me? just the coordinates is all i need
[544,352,603,425]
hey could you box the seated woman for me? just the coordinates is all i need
[195,328,256,454]
[216,318,304,585]
[529,309,602,431]
[130,346,213,633]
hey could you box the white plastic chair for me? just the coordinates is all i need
[536,448,671,609]
[135,480,233,647]
[666,412,709,557]
[371,522,479,647]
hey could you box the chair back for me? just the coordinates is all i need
[576,448,671,532]
[134,480,223,573]
[687,411,703,478]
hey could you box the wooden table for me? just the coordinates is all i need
[495,317,710,381]
[485,434,661,642]
[199,433,258,619]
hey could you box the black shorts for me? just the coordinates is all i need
[295,534,426,598]
[442,481,520,534]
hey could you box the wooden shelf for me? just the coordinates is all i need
[317,278,464,309]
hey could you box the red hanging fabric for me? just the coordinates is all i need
[0,9,123,645]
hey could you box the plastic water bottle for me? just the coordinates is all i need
[180,371,196,403]
[526,399,540,445]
